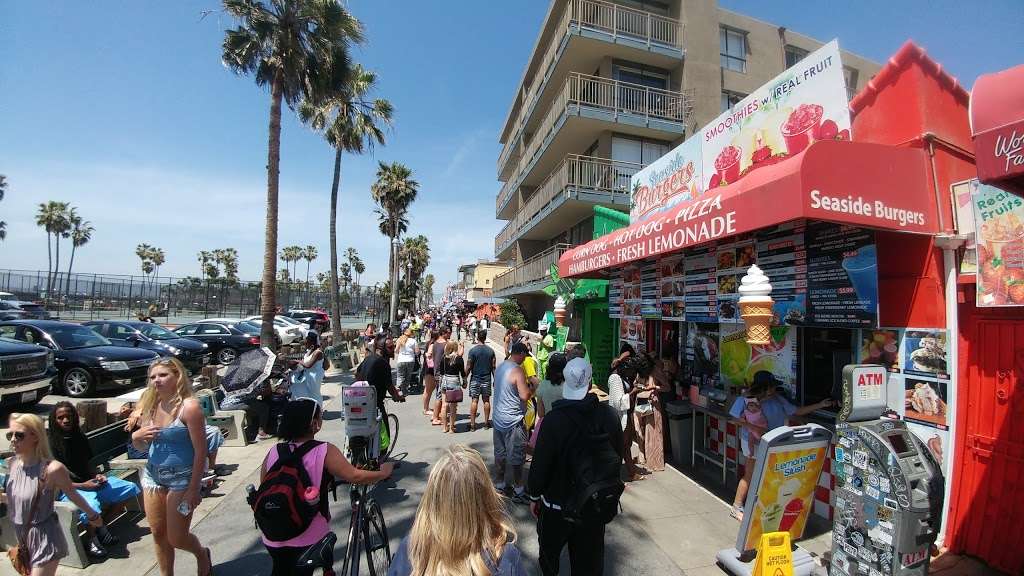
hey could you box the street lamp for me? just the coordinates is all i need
[389,237,400,325]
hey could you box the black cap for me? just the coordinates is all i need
[752,370,783,390]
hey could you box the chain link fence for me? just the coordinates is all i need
[0,269,386,326]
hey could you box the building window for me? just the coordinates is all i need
[785,45,809,68]
[721,91,745,112]
[844,67,859,101]
[720,27,747,73]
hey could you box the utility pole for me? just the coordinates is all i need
[389,237,399,326]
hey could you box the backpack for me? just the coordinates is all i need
[251,440,327,542]
[560,408,625,525]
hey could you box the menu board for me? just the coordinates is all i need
[608,277,623,319]
[684,248,718,322]
[805,223,878,328]
[640,262,661,318]
[755,223,808,325]
[659,256,686,321]
[715,240,756,323]
[684,322,720,389]
[619,266,646,349]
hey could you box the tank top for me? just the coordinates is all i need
[148,412,194,470]
[492,360,525,431]
[6,459,57,526]
[261,442,330,548]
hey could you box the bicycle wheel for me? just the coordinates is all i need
[363,499,391,576]
[383,413,400,460]
[340,506,360,576]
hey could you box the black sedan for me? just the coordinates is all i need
[84,320,212,374]
[0,320,160,398]
[172,320,264,364]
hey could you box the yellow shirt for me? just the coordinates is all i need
[522,356,538,380]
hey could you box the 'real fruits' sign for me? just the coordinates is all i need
[703,40,851,191]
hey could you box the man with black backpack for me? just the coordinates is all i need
[526,356,624,575]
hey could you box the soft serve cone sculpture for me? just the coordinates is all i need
[739,264,773,345]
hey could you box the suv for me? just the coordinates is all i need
[0,337,56,408]
[1,300,53,320]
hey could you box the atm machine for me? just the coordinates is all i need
[830,365,944,576]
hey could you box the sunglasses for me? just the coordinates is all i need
[6,431,27,442]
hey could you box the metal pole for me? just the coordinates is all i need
[389,238,399,324]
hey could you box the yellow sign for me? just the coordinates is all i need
[742,446,828,551]
[751,532,793,576]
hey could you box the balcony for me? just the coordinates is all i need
[496,73,690,220]
[494,154,640,259]
[493,244,572,296]
[497,0,685,180]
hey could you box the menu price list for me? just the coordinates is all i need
[805,223,878,328]
[715,240,755,323]
[640,262,661,318]
[608,277,623,319]
[684,249,717,323]
[755,224,809,325]
[659,256,686,321]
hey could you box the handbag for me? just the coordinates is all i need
[8,463,46,575]
[444,388,464,403]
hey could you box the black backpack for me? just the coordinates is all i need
[560,408,625,525]
[251,440,327,542]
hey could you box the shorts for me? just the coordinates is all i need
[142,464,193,492]
[740,435,760,459]
[60,476,141,524]
[469,377,492,399]
[493,423,527,466]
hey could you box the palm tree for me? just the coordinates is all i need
[64,215,94,299]
[35,201,71,300]
[151,247,166,285]
[400,235,429,311]
[422,273,435,307]
[300,65,392,336]
[136,243,155,282]
[280,245,303,285]
[222,0,364,345]
[303,244,317,286]
[339,262,352,294]
[198,251,215,282]
[371,161,419,322]
[0,175,7,241]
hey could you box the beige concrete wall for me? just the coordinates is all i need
[473,264,511,291]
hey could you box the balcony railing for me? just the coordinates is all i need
[495,154,641,255]
[496,0,683,177]
[493,244,572,293]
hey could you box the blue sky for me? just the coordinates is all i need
[1,1,1021,288]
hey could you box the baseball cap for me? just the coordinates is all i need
[510,341,529,356]
[562,357,593,400]
[751,370,783,391]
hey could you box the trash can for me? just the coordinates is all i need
[666,400,693,466]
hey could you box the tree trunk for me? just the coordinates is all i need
[54,235,61,303]
[45,232,53,301]
[389,238,399,324]
[329,148,342,338]
[64,244,77,300]
[259,75,284,349]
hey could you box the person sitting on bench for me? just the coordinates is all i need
[48,401,142,559]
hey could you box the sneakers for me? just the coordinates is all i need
[510,491,530,505]
[86,535,108,559]
[96,525,119,547]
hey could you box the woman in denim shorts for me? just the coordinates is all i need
[131,358,213,576]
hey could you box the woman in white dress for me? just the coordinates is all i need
[288,332,325,406]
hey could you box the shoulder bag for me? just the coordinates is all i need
[8,462,47,575]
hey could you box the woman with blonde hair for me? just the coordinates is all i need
[3,413,103,575]
[394,328,419,397]
[439,340,467,434]
[388,445,526,576]
[131,357,213,576]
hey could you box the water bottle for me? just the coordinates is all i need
[245,484,257,507]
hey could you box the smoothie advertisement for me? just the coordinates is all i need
[630,136,704,224]
[703,40,851,190]
[718,322,797,397]
[805,222,878,327]
[740,444,830,552]
[972,179,1024,307]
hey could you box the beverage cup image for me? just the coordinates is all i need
[780,103,823,155]
[714,145,741,184]
[842,245,878,313]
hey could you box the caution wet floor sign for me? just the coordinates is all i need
[751,532,793,576]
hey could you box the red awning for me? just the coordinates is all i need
[971,64,1024,189]
[559,140,936,278]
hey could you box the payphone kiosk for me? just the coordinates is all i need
[830,365,943,576]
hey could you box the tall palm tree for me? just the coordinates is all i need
[303,244,317,286]
[0,175,7,241]
[422,273,435,307]
[371,161,419,322]
[64,215,93,298]
[136,243,155,282]
[222,0,363,345]
[152,247,166,284]
[299,65,391,336]
[35,201,70,300]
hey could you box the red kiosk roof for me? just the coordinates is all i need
[971,63,1024,191]
[558,140,936,279]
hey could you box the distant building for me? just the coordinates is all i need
[493,0,881,322]
[457,260,511,302]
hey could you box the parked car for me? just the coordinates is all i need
[0,336,56,408]
[273,315,311,338]
[1,300,53,320]
[83,320,212,374]
[0,301,28,321]
[243,315,304,345]
[0,320,159,398]
[284,309,329,332]
[172,320,265,364]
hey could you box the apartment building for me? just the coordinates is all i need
[457,260,511,302]
[492,0,881,322]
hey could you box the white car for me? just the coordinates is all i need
[271,315,311,338]
[244,315,305,345]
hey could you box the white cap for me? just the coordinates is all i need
[538,320,550,332]
[562,358,593,400]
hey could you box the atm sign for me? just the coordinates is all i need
[901,549,927,568]
[852,366,885,401]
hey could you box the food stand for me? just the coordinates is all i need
[559,40,982,533]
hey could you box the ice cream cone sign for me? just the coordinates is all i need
[740,265,774,345]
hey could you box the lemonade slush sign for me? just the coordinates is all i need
[702,40,851,190]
